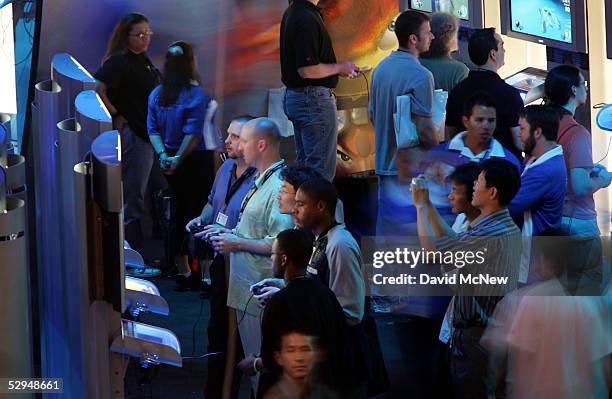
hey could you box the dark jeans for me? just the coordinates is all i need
[283,86,337,181]
[449,326,494,399]
[163,150,214,257]
[205,255,243,399]
[121,126,156,253]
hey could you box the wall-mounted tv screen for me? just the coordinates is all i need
[405,0,484,29]
[500,0,588,53]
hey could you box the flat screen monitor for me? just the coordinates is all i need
[405,0,484,29]
[500,0,588,53]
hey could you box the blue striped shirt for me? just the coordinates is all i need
[438,208,521,326]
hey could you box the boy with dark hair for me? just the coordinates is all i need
[448,163,482,232]
[251,229,346,398]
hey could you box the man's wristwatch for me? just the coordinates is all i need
[253,357,261,374]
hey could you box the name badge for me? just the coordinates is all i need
[307,266,318,275]
[215,212,229,227]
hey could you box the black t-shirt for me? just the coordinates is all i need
[280,0,338,89]
[445,70,524,158]
[258,277,347,397]
[94,51,160,140]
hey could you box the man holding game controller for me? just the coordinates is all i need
[198,118,294,396]
[280,0,360,181]
[184,115,257,398]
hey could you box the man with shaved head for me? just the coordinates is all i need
[201,117,294,395]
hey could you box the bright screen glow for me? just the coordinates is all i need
[409,0,469,21]
[0,5,17,114]
[510,0,572,44]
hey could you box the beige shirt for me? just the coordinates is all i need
[227,160,294,315]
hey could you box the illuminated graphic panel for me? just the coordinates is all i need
[510,0,572,44]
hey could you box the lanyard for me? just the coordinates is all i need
[223,164,256,211]
[237,161,286,220]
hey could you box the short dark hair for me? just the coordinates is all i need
[280,166,323,191]
[519,105,560,141]
[544,65,581,108]
[394,10,430,48]
[463,92,496,118]
[297,178,338,218]
[275,229,314,270]
[468,28,498,66]
[450,163,481,202]
[478,159,521,206]
[421,12,459,59]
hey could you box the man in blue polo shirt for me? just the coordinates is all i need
[369,10,438,237]
[508,105,566,282]
[187,115,257,398]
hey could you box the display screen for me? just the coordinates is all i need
[510,0,572,44]
[409,0,469,21]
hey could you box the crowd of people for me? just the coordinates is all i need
[94,2,611,398]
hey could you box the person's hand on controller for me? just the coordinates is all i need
[254,286,280,308]
[338,60,358,79]
[186,216,202,233]
[193,224,231,240]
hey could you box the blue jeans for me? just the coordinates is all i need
[120,125,156,252]
[283,86,337,181]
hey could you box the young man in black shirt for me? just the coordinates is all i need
[445,28,524,159]
[246,229,347,398]
[280,0,359,181]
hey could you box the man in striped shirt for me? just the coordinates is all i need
[412,158,522,399]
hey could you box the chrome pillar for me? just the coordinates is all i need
[0,197,32,391]
[0,113,10,166]
[32,80,66,386]
[51,53,96,119]
[75,90,113,153]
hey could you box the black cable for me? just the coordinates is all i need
[595,136,612,165]
[183,285,205,398]
[361,71,370,103]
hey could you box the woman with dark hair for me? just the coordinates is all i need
[544,65,611,236]
[94,13,161,266]
[420,12,469,92]
[148,41,216,290]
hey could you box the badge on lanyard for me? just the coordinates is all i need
[215,212,229,227]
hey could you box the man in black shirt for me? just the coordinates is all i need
[246,229,347,398]
[445,28,524,159]
[280,0,358,181]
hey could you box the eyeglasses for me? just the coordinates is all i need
[280,189,296,196]
[130,31,154,40]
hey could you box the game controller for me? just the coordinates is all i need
[252,283,268,296]
[189,224,207,235]
[358,65,372,73]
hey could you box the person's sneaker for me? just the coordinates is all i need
[125,266,162,278]
[174,273,201,292]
